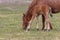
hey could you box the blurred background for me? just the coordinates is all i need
[0,0,32,14]
[0,0,32,5]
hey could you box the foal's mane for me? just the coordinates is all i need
[24,0,40,21]
[24,7,34,22]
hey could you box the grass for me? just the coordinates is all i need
[0,5,60,40]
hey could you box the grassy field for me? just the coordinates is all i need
[0,5,60,40]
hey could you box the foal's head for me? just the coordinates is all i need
[22,14,29,29]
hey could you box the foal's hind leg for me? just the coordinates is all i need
[42,15,52,31]
[44,13,51,31]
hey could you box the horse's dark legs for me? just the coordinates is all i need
[42,15,45,30]
[42,14,52,31]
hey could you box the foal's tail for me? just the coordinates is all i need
[49,8,53,17]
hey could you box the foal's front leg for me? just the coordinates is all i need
[26,20,32,31]
[26,15,35,31]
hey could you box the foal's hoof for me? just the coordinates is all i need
[26,29,30,32]
[43,29,47,31]
[43,29,50,31]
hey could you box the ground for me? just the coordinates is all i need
[0,4,60,40]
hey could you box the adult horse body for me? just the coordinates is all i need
[29,0,60,13]
[23,3,52,31]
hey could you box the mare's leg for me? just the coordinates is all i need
[36,16,39,30]
[42,15,45,30]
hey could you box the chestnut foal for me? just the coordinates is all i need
[22,4,52,31]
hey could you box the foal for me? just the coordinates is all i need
[23,4,52,31]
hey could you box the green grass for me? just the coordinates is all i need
[0,5,60,40]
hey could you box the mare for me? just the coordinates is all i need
[22,3,52,31]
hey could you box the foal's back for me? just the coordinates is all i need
[33,4,50,16]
